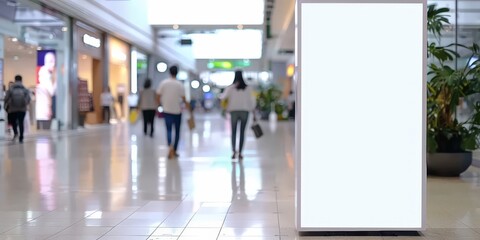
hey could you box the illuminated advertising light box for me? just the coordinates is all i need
[36,50,57,122]
[296,0,426,231]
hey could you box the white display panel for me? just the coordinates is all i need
[297,0,425,231]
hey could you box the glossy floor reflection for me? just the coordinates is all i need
[1,112,480,240]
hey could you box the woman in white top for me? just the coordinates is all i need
[222,70,256,160]
[137,79,158,137]
[100,87,114,123]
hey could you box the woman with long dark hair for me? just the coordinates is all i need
[221,70,256,160]
[137,79,157,137]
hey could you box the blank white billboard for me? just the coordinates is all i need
[297,0,425,231]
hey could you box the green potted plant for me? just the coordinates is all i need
[256,84,282,120]
[427,4,480,176]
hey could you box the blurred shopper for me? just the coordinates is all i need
[100,87,114,123]
[5,75,31,143]
[138,79,157,137]
[221,70,256,160]
[156,66,192,159]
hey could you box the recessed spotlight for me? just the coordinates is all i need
[37,46,42,50]
[156,62,168,72]
[61,27,68,32]
[172,24,179,30]
[237,24,244,30]
[11,37,18,42]
[202,85,211,92]
[191,80,200,89]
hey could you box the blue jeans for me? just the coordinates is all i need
[164,113,182,151]
[230,111,249,153]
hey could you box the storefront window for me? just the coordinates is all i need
[109,37,130,122]
[0,0,70,132]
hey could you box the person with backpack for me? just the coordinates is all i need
[5,75,31,143]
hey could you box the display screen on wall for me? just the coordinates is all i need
[297,1,425,230]
[36,50,56,121]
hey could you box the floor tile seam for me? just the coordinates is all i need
[145,197,189,239]
[216,201,235,240]
[275,188,283,240]
[34,211,96,240]
[95,201,153,239]
[0,129,111,146]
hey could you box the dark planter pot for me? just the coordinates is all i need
[260,111,269,120]
[427,152,472,177]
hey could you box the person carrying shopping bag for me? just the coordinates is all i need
[221,70,257,160]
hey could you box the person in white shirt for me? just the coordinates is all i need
[100,87,114,123]
[221,70,257,160]
[156,66,192,159]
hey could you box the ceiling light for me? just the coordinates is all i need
[177,71,188,80]
[190,29,262,59]
[156,62,168,72]
[37,46,42,50]
[259,71,270,82]
[237,24,244,30]
[191,80,200,89]
[147,0,264,25]
[172,24,179,30]
[209,71,235,87]
[11,37,18,42]
[61,27,68,32]
[202,85,211,92]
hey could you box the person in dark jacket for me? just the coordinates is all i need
[5,75,31,143]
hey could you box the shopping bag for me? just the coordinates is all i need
[188,117,195,130]
[129,109,139,124]
[251,121,263,139]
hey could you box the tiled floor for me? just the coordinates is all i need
[1,112,480,239]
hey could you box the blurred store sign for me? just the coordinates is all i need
[82,34,100,48]
[207,60,251,70]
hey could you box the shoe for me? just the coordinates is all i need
[12,134,18,142]
[238,153,244,160]
[232,152,236,159]
[168,147,176,159]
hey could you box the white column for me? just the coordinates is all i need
[0,35,5,138]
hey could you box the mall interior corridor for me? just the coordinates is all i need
[0,113,478,239]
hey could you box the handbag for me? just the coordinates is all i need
[251,121,263,138]
[129,109,139,124]
[188,117,195,130]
